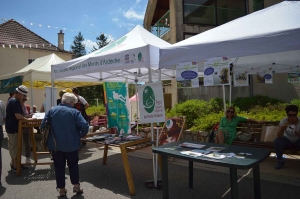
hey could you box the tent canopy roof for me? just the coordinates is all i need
[159,1,300,74]
[51,25,175,83]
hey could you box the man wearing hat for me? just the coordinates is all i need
[57,88,72,105]
[6,85,35,172]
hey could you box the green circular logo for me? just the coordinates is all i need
[138,52,142,61]
[143,86,155,113]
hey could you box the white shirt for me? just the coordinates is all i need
[279,117,300,143]
[78,96,87,105]
[0,100,5,126]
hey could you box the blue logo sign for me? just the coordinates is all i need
[181,70,198,80]
[264,74,272,80]
[204,67,214,76]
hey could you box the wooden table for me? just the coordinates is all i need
[85,137,152,196]
[153,140,271,199]
[16,119,53,176]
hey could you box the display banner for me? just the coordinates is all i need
[104,82,130,135]
[0,76,23,94]
[138,82,165,123]
[176,62,199,88]
[233,73,249,87]
[288,73,300,84]
[256,72,273,84]
[204,57,230,86]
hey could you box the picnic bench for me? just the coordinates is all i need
[232,121,279,150]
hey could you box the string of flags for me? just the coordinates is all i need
[1,18,112,36]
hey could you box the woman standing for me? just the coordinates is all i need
[215,106,262,144]
[41,93,89,197]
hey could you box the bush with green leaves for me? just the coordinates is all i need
[86,105,106,116]
[233,95,284,111]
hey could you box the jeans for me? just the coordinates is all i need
[274,136,300,160]
[0,126,3,183]
[52,150,80,189]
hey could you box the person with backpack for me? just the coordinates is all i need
[71,87,89,122]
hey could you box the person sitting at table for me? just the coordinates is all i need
[274,105,300,169]
[41,92,89,197]
[215,106,262,145]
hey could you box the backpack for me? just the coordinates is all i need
[209,123,220,142]
[74,98,88,122]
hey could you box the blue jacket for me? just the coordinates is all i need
[41,104,89,152]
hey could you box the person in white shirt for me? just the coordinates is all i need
[274,105,300,169]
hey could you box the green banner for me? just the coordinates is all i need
[0,76,23,94]
[104,82,130,135]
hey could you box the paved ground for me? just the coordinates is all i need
[0,133,300,199]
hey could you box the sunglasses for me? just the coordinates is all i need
[288,114,297,117]
[227,110,234,113]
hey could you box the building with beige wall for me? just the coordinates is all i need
[0,19,73,108]
[144,0,299,105]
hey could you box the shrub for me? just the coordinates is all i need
[290,99,300,108]
[233,95,284,111]
[86,105,106,116]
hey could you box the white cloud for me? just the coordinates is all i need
[83,39,97,53]
[112,18,119,22]
[90,24,94,26]
[136,0,141,3]
[123,7,144,20]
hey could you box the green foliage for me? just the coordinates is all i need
[191,112,223,132]
[77,84,104,106]
[290,99,300,108]
[232,95,284,111]
[91,33,110,52]
[71,31,86,58]
[86,105,106,116]
[166,99,224,129]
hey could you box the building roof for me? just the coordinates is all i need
[0,19,69,53]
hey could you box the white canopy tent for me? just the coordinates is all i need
[0,53,101,108]
[52,25,175,83]
[159,1,300,74]
[51,25,176,188]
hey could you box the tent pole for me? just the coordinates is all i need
[229,75,232,106]
[51,81,54,107]
[134,72,139,135]
[222,85,226,114]
[30,71,34,111]
[155,69,162,187]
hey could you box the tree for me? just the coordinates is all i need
[70,31,86,58]
[91,33,110,52]
[78,84,104,106]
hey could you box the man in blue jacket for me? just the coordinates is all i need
[41,92,89,197]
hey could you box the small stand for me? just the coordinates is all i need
[145,179,163,189]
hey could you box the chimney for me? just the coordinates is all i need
[58,30,64,51]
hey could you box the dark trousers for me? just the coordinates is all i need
[274,136,300,160]
[52,150,79,188]
[0,126,3,183]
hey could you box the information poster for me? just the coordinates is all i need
[176,62,199,88]
[138,82,165,124]
[256,72,273,84]
[288,73,300,84]
[104,82,130,135]
[204,57,230,86]
[233,73,249,87]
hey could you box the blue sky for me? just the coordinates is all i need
[0,0,147,52]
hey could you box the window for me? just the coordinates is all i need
[28,58,35,65]
[253,0,264,12]
[183,0,246,26]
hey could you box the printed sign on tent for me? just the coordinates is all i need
[256,72,273,84]
[0,76,23,94]
[288,73,300,84]
[176,62,199,88]
[233,73,249,87]
[138,82,165,123]
[203,57,230,86]
[104,82,131,135]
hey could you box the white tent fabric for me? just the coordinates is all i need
[52,25,175,83]
[159,1,300,74]
[0,53,64,81]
